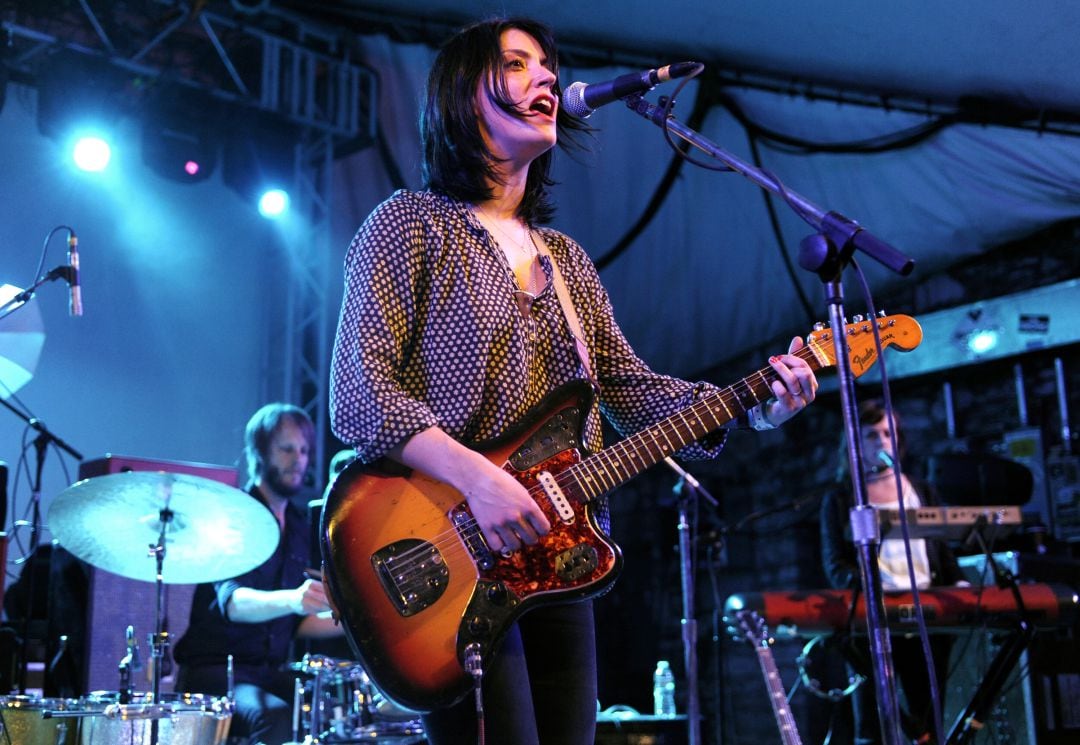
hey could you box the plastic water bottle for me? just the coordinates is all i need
[653,660,676,717]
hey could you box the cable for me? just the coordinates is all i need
[593,68,713,271]
[849,258,945,745]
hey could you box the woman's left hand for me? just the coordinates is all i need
[762,336,818,427]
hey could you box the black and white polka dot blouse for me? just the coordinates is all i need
[329,189,726,472]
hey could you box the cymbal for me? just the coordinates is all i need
[48,471,280,584]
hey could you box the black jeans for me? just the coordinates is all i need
[421,601,598,745]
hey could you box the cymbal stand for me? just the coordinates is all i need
[141,494,175,745]
[148,501,175,705]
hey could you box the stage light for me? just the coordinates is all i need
[140,92,219,184]
[222,111,299,214]
[72,135,112,172]
[258,188,290,218]
[965,328,1000,355]
[952,306,1003,358]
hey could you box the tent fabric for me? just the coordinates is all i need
[331,33,1080,378]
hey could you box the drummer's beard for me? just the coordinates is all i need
[265,464,306,498]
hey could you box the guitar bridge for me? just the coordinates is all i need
[371,539,449,617]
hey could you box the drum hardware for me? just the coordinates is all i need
[38,691,234,745]
[118,624,142,705]
[289,654,423,743]
[47,472,279,743]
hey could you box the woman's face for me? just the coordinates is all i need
[475,28,558,170]
[860,415,897,477]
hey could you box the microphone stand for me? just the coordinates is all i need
[0,267,77,322]
[622,93,914,745]
[662,457,718,745]
[0,398,82,694]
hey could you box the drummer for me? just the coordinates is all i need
[173,403,343,745]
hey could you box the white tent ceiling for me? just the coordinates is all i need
[323,0,1080,119]
[304,0,1080,378]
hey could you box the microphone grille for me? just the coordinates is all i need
[561,81,592,119]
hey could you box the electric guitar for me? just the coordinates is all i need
[321,314,922,711]
[728,608,804,745]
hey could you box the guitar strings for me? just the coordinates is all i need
[375,344,826,591]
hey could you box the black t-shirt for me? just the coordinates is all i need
[173,489,309,669]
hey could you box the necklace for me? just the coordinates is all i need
[475,207,537,259]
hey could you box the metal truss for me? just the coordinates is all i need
[3,1,368,475]
[2,0,377,140]
[281,129,335,482]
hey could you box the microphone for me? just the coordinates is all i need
[67,231,82,317]
[869,451,896,474]
[562,61,700,118]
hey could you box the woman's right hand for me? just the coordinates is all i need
[388,426,552,554]
[460,457,551,553]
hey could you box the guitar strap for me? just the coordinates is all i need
[533,233,599,392]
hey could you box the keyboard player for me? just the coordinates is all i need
[819,399,966,745]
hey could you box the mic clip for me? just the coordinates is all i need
[44,265,78,286]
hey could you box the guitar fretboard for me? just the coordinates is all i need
[561,341,828,502]
[755,646,803,745]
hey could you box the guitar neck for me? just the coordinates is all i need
[754,646,804,745]
[567,343,827,502]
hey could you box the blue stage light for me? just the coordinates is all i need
[72,136,112,172]
[258,188,290,218]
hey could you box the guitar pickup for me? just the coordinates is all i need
[537,470,575,523]
[555,544,598,582]
[450,505,496,570]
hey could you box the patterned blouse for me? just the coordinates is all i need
[329,189,726,475]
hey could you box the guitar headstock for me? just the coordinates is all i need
[726,608,770,649]
[806,313,922,378]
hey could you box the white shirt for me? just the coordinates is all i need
[875,478,932,591]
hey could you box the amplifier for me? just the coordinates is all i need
[77,454,239,486]
[1048,454,1080,542]
[76,454,238,693]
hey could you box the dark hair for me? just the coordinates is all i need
[420,17,590,224]
[834,399,906,483]
[243,403,315,489]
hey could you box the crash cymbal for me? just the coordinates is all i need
[48,471,280,584]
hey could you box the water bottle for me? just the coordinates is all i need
[652,660,676,717]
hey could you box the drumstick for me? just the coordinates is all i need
[304,567,339,620]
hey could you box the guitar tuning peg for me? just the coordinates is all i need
[876,309,886,318]
[852,314,864,323]
[812,321,826,331]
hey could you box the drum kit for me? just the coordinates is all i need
[0,471,425,744]
[289,654,425,744]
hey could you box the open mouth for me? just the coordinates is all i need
[528,97,556,117]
